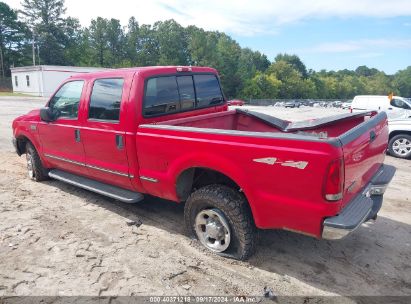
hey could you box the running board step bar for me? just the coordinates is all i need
[49,169,144,203]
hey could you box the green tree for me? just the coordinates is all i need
[274,53,308,78]
[88,17,108,66]
[20,0,67,65]
[61,17,83,65]
[241,71,281,98]
[215,34,241,98]
[105,18,124,66]
[355,65,379,77]
[393,66,411,97]
[136,24,159,66]
[154,19,188,65]
[125,17,139,66]
[0,2,30,76]
[237,48,270,83]
[365,72,394,95]
[267,60,308,98]
[186,26,219,67]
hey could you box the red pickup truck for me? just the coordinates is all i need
[12,66,395,260]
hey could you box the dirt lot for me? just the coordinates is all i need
[0,98,410,298]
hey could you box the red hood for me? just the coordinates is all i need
[12,109,41,129]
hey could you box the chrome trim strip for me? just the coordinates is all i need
[44,153,133,178]
[140,176,158,183]
[44,153,85,167]
[86,164,129,177]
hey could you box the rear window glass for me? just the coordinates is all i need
[177,76,195,110]
[193,75,224,107]
[89,78,124,121]
[143,74,223,117]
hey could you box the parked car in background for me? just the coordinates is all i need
[284,100,300,108]
[227,99,245,106]
[388,118,411,159]
[342,101,352,110]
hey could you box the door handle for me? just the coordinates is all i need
[115,134,124,150]
[370,131,376,142]
[74,129,81,142]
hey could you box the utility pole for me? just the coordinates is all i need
[0,46,4,78]
[32,32,36,66]
[37,45,40,65]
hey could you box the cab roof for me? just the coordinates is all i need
[68,66,218,80]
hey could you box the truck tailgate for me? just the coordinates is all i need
[339,111,389,209]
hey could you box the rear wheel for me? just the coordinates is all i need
[389,134,411,159]
[184,184,256,260]
[26,142,49,181]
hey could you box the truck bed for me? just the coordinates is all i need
[137,109,388,237]
[152,109,374,139]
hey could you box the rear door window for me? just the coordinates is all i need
[144,76,180,116]
[89,78,124,121]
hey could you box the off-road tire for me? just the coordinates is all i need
[26,142,49,181]
[184,184,256,260]
[388,134,411,159]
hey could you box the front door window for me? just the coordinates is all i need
[49,81,84,119]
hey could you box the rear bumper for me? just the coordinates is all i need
[322,164,396,240]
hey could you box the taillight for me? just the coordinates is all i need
[323,158,344,201]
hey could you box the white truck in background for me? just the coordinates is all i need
[351,95,411,159]
[388,118,411,159]
[351,95,411,119]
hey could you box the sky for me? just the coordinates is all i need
[4,0,411,74]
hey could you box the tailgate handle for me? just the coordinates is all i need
[370,131,376,142]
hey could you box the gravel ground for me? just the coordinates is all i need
[0,98,410,299]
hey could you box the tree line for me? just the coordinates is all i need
[1,0,410,98]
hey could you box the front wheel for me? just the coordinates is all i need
[26,142,49,181]
[389,134,411,159]
[184,185,256,260]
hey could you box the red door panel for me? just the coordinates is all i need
[81,124,131,189]
[38,120,87,174]
[37,80,87,175]
[81,77,133,190]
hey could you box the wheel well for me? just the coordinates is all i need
[176,167,241,201]
[15,135,30,155]
[389,131,411,140]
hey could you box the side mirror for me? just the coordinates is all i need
[40,107,55,122]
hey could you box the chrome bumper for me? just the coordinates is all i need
[322,164,396,240]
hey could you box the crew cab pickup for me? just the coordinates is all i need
[12,66,396,260]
